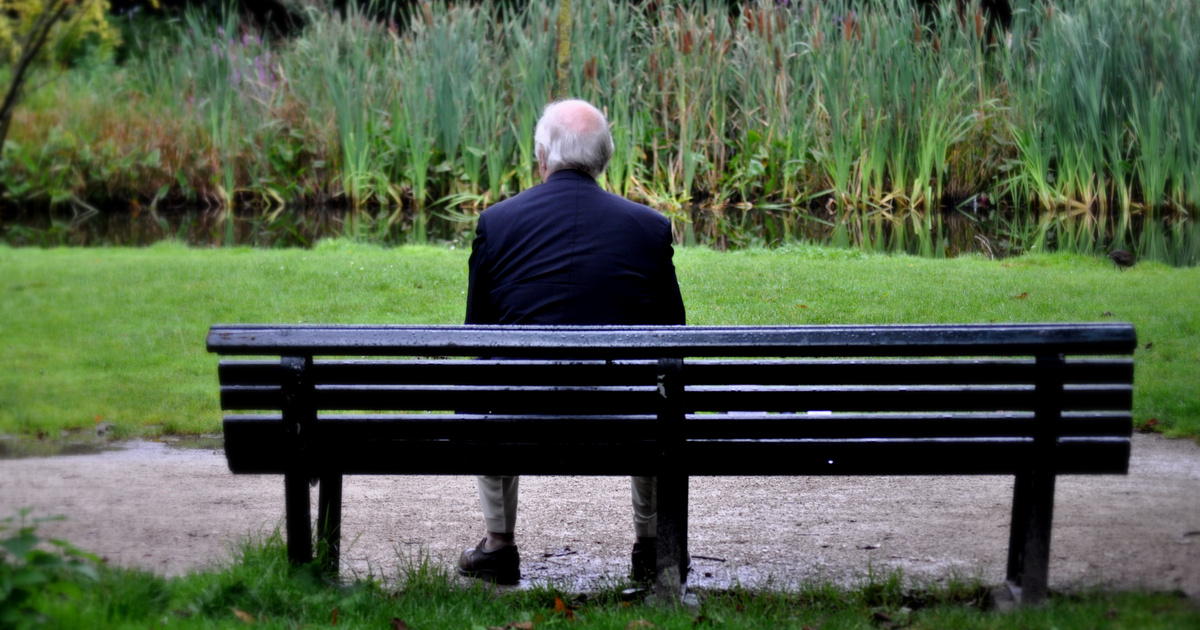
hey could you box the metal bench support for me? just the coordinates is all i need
[654,358,688,599]
[282,355,317,567]
[1005,353,1066,605]
[317,473,343,574]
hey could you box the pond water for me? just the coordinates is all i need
[2,204,1196,267]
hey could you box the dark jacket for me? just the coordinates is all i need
[465,169,685,326]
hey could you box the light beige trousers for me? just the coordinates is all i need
[476,475,657,538]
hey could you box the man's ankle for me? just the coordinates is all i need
[484,532,514,552]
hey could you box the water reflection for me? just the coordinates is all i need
[2,203,1196,266]
[0,206,438,248]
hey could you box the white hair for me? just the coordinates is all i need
[533,99,614,179]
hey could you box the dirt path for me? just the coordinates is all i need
[1,433,1198,597]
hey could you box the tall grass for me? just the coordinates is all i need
[3,0,1198,265]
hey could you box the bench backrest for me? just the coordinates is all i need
[208,323,1136,477]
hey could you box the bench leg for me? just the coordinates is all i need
[1005,473,1030,584]
[654,472,688,600]
[1006,471,1055,605]
[317,473,343,576]
[284,472,313,565]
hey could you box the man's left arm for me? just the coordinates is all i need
[465,217,499,325]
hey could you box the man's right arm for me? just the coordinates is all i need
[655,225,686,326]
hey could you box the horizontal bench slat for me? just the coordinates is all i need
[218,357,1134,387]
[681,438,1130,475]
[685,412,1132,438]
[222,411,1129,441]
[685,385,1131,413]
[207,323,1137,358]
[223,419,1128,475]
[219,383,1133,414]
[230,440,1124,475]
[223,385,660,414]
[685,358,1133,386]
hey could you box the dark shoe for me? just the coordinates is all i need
[631,541,693,584]
[631,541,655,583]
[458,538,520,585]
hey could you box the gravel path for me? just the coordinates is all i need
[1,433,1197,598]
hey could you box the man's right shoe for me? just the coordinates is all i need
[458,538,520,585]
[631,541,693,584]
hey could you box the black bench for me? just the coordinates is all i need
[207,323,1136,604]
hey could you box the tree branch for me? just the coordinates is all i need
[1,1,76,150]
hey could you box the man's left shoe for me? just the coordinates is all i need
[631,540,655,583]
[458,538,520,585]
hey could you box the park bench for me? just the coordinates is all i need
[207,322,1135,604]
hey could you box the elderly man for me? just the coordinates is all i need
[458,99,686,584]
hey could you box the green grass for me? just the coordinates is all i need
[0,241,465,435]
[1,243,1197,439]
[19,530,1199,629]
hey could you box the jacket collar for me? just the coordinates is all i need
[545,169,599,185]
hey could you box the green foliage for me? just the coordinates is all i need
[0,509,98,630]
[26,532,1200,629]
[3,0,1198,264]
[168,531,384,623]
[0,0,120,65]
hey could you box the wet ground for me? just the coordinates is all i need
[0,433,1198,598]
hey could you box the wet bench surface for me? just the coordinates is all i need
[207,323,1136,604]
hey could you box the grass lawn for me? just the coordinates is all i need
[1,241,1197,439]
[18,530,1200,629]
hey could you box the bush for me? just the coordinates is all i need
[0,0,121,66]
[0,509,99,630]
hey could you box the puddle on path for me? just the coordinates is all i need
[0,434,224,459]
[154,435,226,451]
[0,436,121,459]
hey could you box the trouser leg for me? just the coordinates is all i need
[631,475,657,539]
[476,475,519,534]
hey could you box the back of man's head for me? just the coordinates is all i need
[534,99,614,180]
